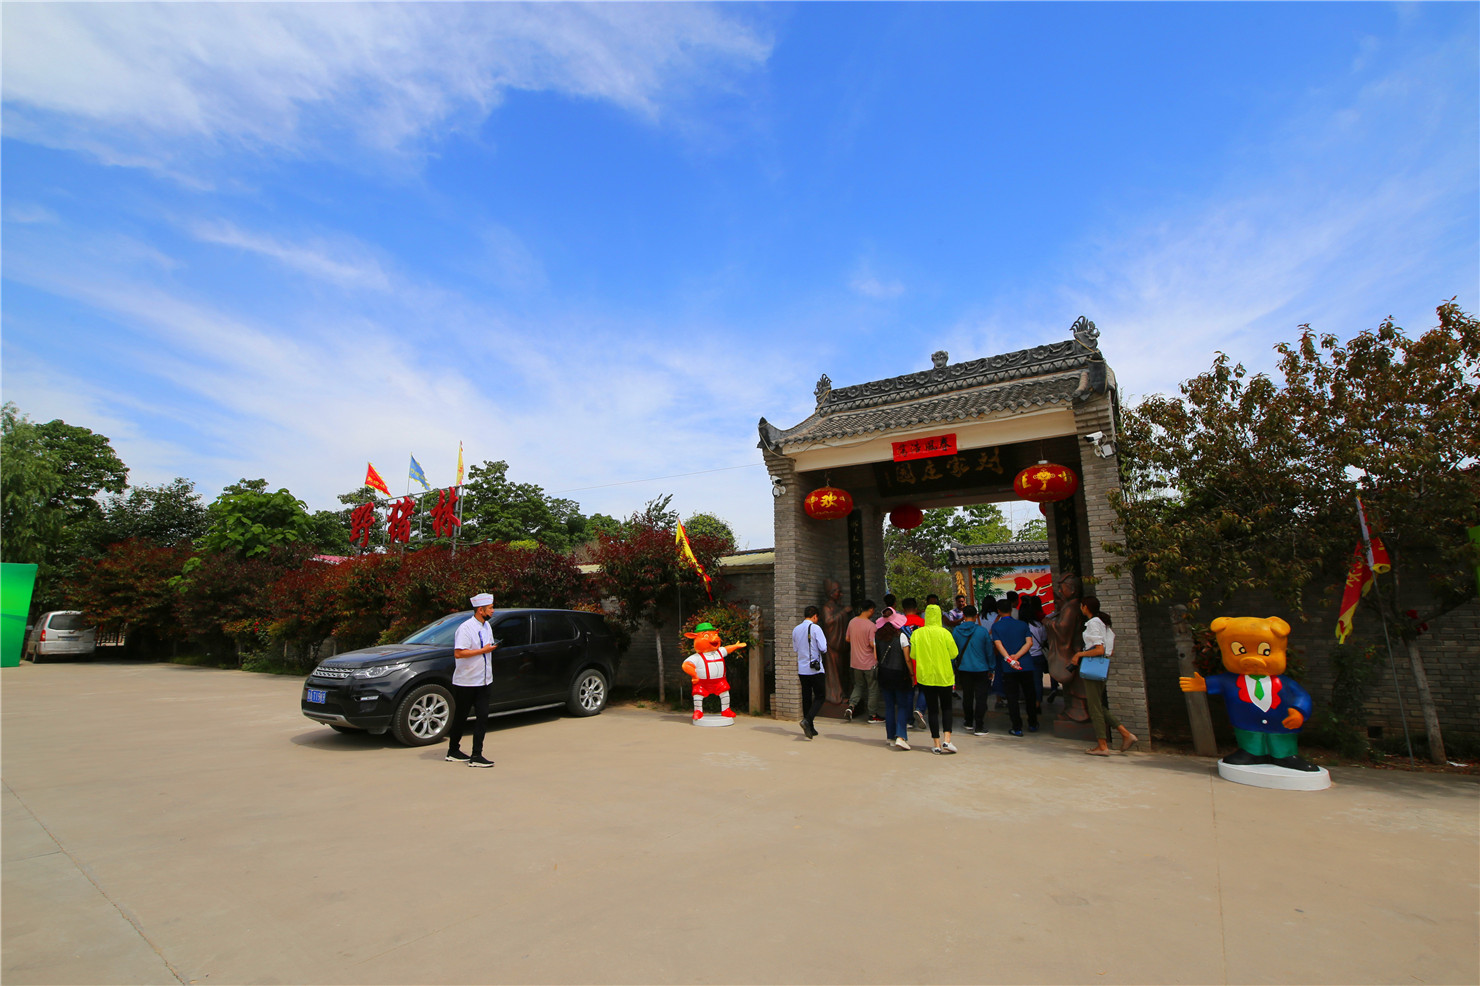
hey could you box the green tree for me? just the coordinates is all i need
[1,404,65,566]
[885,551,952,604]
[461,460,588,552]
[34,417,129,523]
[1015,516,1047,541]
[85,478,210,550]
[1108,301,1480,763]
[683,512,736,554]
[201,479,315,558]
[586,513,625,541]
[885,503,1014,569]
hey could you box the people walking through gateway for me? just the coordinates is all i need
[900,598,929,730]
[951,605,994,734]
[1070,596,1138,755]
[1019,595,1050,709]
[874,607,914,750]
[990,598,1037,736]
[945,594,967,628]
[792,606,829,739]
[845,600,883,723]
[448,592,499,768]
[910,604,960,754]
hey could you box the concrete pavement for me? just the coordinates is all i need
[3,661,1476,985]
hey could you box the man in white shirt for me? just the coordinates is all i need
[448,592,499,767]
[791,606,828,739]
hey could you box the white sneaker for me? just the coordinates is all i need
[942,741,958,753]
[894,737,911,751]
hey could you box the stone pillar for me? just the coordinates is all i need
[862,502,888,605]
[765,449,809,721]
[1073,398,1151,740]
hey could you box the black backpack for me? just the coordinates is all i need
[875,625,911,689]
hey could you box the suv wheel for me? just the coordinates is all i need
[567,668,608,717]
[392,683,454,746]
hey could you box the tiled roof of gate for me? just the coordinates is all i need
[758,317,1109,453]
[765,373,1086,447]
[949,540,1051,567]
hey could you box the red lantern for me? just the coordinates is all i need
[890,504,924,529]
[804,486,854,520]
[1013,461,1079,503]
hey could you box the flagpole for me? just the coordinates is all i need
[1357,496,1414,767]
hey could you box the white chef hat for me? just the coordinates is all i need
[469,592,494,608]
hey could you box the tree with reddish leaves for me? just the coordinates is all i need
[66,538,193,656]
[593,506,731,634]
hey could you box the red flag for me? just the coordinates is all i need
[364,462,391,497]
[1335,545,1374,643]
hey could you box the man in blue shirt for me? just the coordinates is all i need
[989,598,1037,736]
[951,605,995,734]
[791,606,828,739]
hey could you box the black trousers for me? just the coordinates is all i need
[798,673,826,726]
[1001,671,1038,731]
[959,670,993,731]
[921,684,954,739]
[447,683,491,757]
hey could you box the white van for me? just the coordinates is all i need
[24,611,98,661]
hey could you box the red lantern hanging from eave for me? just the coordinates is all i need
[804,486,854,520]
[1014,461,1079,503]
[890,504,924,529]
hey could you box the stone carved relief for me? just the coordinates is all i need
[1042,573,1090,726]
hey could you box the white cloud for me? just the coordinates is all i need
[849,260,905,300]
[189,220,393,291]
[1,3,772,167]
[4,202,58,224]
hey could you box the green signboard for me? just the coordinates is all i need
[1,563,39,668]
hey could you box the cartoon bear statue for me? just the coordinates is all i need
[682,622,747,726]
[1180,616,1330,789]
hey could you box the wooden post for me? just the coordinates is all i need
[748,604,765,715]
[1171,605,1218,757]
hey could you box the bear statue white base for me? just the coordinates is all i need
[1218,759,1331,791]
[693,714,733,727]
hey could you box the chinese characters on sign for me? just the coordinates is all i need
[431,487,462,539]
[348,487,461,547]
[386,497,416,544]
[349,503,377,548]
[878,445,1016,497]
[892,433,958,462]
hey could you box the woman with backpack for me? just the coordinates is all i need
[1069,595,1138,755]
[873,607,914,750]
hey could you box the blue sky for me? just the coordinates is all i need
[2,2,1476,547]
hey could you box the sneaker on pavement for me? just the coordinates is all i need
[843,706,855,722]
[942,741,958,753]
[1027,724,1040,733]
[914,710,928,729]
[867,715,885,724]
[468,755,495,768]
[1009,728,1024,737]
[962,725,976,734]
[446,749,470,762]
[894,737,911,751]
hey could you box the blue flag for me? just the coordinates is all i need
[408,455,431,492]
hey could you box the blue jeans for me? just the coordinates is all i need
[882,688,913,741]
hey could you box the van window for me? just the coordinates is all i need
[48,613,92,631]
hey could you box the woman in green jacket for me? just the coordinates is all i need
[909,604,960,754]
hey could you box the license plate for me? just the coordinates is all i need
[306,688,327,704]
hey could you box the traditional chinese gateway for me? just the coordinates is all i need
[757,317,1150,737]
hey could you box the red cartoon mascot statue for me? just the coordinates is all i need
[683,622,747,726]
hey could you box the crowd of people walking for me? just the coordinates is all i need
[793,591,1137,756]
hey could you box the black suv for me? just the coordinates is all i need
[301,609,620,745]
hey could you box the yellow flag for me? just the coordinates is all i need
[456,441,464,487]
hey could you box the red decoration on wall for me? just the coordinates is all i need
[1013,461,1079,503]
[889,504,924,529]
[430,487,462,538]
[804,486,854,520]
[892,433,957,462]
[349,502,377,548]
[386,496,416,544]
[1015,571,1056,617]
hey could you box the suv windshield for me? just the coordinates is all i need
[48,613,92,631]
[400,613,468,646]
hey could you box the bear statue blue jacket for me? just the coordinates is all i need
[1204,673,1312,734]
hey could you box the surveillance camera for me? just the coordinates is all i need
[770,477,786,498]
[1084,431,1105,444]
